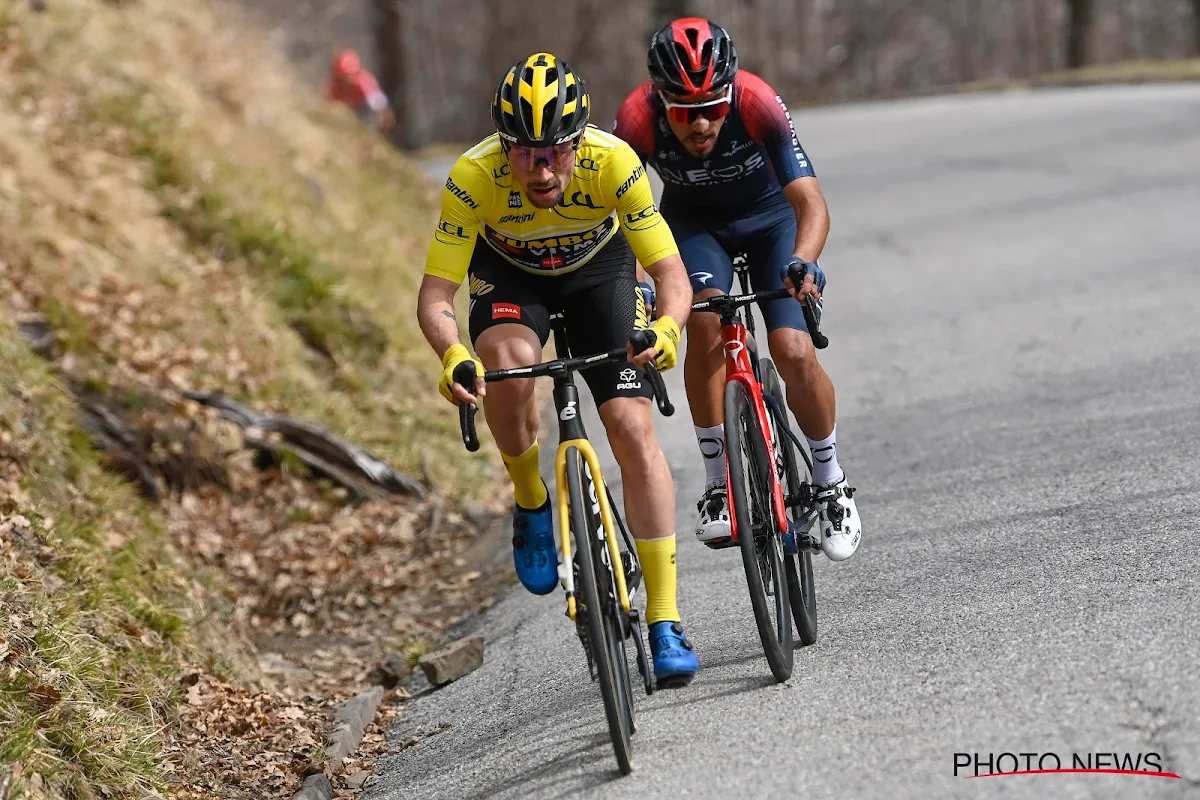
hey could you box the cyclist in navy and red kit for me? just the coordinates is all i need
[614,17,862,562]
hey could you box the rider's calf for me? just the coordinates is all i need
[767,327,835,441]
[600,398,675,540]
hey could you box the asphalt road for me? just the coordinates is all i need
[371,85,1200,799]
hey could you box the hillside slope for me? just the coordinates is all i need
[0,1,507,797]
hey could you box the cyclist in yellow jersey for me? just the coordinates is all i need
[416,53,700,687]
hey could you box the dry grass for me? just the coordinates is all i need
[0,326,208,799]
[0,0,509,796]
[0,0,497,499]
[954,57,1200,95]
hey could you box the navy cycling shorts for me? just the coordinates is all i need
[664,202,815,334]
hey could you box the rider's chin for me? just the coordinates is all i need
[527,185,561,208]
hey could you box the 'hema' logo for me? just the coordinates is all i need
[445,177,479,209]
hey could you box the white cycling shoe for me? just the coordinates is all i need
[815,477,861,561]
[695,482,732,545]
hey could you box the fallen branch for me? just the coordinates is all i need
[184,391,426,501]
[75,391,161,501]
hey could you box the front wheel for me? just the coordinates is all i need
[761,358,818,645]
[725,379,794,682]
[567,449,633,774]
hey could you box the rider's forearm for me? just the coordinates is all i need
[416,276,464,359]
[784,177,830,263]
[643,254,691,329]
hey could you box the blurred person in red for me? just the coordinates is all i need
[326,49,396,134]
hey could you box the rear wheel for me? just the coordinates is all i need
[567,449,633,774]
[761,358,818,645]
[725,379,794,682]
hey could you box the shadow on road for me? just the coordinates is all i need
[645,673,777,714]
[465,731,626,800]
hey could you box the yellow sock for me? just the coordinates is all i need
[635,536,680,625]
[501,441,548,510]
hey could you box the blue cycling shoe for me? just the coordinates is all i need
[512,497,559,596]
[648,621,699,688]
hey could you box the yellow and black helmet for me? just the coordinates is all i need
[491,53,590,147]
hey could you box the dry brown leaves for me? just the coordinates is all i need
[166,669,326,799]
[144,402,510,798]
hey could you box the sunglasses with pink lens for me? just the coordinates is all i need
[658,87,733,124]
[504,140,579,171]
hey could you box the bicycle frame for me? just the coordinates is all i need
[551,371,632,622]
[720,315,791,543]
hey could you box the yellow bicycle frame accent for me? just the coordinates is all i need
[555,438,632,621]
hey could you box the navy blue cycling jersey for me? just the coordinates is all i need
[613,71,816,219]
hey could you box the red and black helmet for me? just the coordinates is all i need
[647,17,739,97]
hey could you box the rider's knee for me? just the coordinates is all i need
[601,400,659,469]
[475,328,540,370]
[769,328,817,372]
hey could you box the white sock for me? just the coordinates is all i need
[806,427,843,486]
[695,424,725,487]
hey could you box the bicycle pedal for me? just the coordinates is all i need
[703,536,737,550]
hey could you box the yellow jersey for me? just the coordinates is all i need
[424,126,678,283]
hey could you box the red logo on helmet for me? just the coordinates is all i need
[670,18,716,94]
[540,256,564,269]
[492,303,521,320]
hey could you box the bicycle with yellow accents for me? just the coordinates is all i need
[454,317,674,776]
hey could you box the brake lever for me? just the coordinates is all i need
[628,329,674,417]
[451,361,481,452]
[787,263,829,350]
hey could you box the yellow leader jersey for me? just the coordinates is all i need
[424,126,678,283]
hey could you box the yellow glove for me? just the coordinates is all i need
[647,315,681,371]
[438,343,484,404]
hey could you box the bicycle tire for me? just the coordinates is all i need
[725,379,794,682]
[761,358,818,646]
[567,449,634,774]
[583,466,637,735]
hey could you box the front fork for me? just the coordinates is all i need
[722,322,790,542]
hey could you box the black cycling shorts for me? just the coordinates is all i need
[466,230,654,408]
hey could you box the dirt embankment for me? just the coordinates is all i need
[0,1,511,797]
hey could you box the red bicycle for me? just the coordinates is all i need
[689,257,828,682]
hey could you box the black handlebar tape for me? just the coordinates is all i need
[803,297,829,349]
[645,363,674,416]
[452,360,480,452]
[787,263,829,350]
[628,328,657,353]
